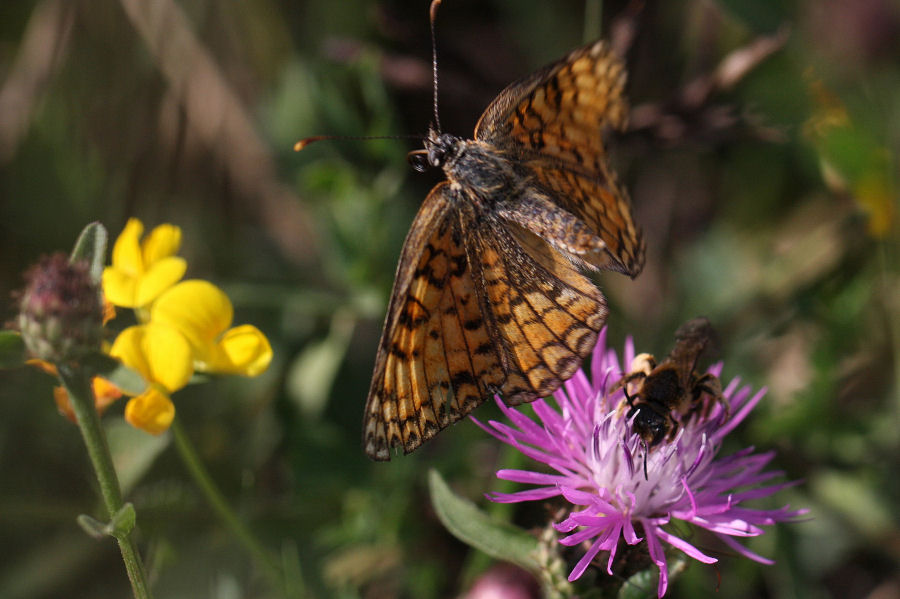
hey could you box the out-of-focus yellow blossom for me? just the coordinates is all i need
[803,76,850,139]
[804,72,896,239]
[109,322,194,434]
[102,218,187,309]
[853,162,896,238]
[151,280,273,377]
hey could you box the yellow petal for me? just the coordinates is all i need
[151,280,233,359]
[110,323,193,393]
[102,266,140,308]
[205,325,273,376]
[142,224,182,265]
[111,218,145,277]
[134,256,187,307]
[125,387,175,434]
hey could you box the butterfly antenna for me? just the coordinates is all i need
[293,134,420,152]
[429,0,442,132]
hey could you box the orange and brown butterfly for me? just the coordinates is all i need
[362,6,645,461]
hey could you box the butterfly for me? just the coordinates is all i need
[363,38,645,461]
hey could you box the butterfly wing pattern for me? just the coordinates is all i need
[364,40,644,460]
[477,41,644,275]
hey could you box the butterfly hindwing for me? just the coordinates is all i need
[469,215,608,404]
[527,159,645,275]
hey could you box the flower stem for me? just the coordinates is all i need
[171,417,288,594]
[58,364,152,599]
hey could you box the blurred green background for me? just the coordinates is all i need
[0,0,897,597]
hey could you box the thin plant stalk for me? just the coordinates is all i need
[58,364,152,599]
[171,417,290,594]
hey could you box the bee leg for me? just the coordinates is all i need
[642,440,649,481]
[666,419,680,443]
[695,374,725,419]
[621,372,647,407]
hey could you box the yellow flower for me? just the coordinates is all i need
[102,218,187,309]
[151,280,273,377]
[110,322,194,434]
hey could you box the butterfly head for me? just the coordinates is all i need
[408,131,462,173]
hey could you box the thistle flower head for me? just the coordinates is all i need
[475,328,806,597]
[17,253,104,363]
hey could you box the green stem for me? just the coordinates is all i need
[58,364,152,599]
[171,417,287,594]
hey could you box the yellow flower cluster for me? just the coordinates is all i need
[102,219,272,434]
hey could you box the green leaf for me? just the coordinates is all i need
[287,308,355,417]
[618,555,687,599]
[0,331,26,368]
[428,469,540,571]
[76,514,109,540]
[110,503,136,537]
[81,353,147,395]
[69,222,108,283]
[76,504,136,540]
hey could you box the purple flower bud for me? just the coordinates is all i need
[17,253,103,363]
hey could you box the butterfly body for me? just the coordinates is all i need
[365,41,645,461]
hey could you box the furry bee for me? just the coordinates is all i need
[622,317,723,449]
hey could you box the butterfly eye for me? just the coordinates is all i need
[429,147,445,167]
[407,150,430,172]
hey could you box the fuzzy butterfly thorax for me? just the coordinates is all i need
[365,40,645,461]
[419,131,519,197]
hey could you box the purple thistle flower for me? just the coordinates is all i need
[473,328,807,597]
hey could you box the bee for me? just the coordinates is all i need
[622,317,723,452]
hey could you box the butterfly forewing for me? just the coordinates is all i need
[365,184,508,460]
[475,41,628,159]
[476,41,644,277]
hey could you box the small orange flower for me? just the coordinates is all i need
[29,359,123,423]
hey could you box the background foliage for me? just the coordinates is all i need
[0,0,897,597]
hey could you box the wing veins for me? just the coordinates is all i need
[509,224,608,323]
[495,232,579,380]
[447,272,484,402]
